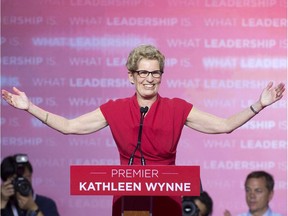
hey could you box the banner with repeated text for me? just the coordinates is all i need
[1,1,287,215]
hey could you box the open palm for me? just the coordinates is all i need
[2,87,30,110]
[260,82,285,107]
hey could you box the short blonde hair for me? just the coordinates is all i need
[126,44,165,72]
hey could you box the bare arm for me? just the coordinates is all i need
[2,87,108,134]
[185,81,285,134]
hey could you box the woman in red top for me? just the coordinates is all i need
[2,45,285,215]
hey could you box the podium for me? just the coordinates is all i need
[112,195,185,216]
[70,165,200,216]
[119,196,152,216]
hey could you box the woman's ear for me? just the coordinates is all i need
[128,72,134,84]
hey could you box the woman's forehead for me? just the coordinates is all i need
[138,59,160,69]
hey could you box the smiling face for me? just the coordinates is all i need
[245,177,273,215]
[128,58,162,105]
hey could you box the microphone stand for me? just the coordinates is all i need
[125,107,153,216]
[128,106,148,166]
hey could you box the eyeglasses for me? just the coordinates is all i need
[133,70,163,78]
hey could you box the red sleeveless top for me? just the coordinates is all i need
[100,93,193,165]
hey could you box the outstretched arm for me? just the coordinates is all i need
[185,81,285,134]
[2,87,108,134]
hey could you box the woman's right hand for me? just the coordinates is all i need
[2,87,30,110]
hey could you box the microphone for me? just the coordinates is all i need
[140,106,149,115]
[128,106,149,165]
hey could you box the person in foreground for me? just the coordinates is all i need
[183,191,213,216]
[1,45,285,216]
[224,170,283,216]
[1,154,60,216]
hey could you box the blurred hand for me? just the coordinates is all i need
[1,179,15,199]
[2,87,30,110]
[260,82,285,107]
[1,179,15,208]
[16,191,38,211]
[224,209,232,216]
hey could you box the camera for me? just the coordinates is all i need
[12,154,33,197]
[182,196,200,216]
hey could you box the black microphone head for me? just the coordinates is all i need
[140,106,149,114]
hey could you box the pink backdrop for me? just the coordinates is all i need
[1,1,287,215]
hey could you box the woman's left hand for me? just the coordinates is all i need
[260,82,285,107]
